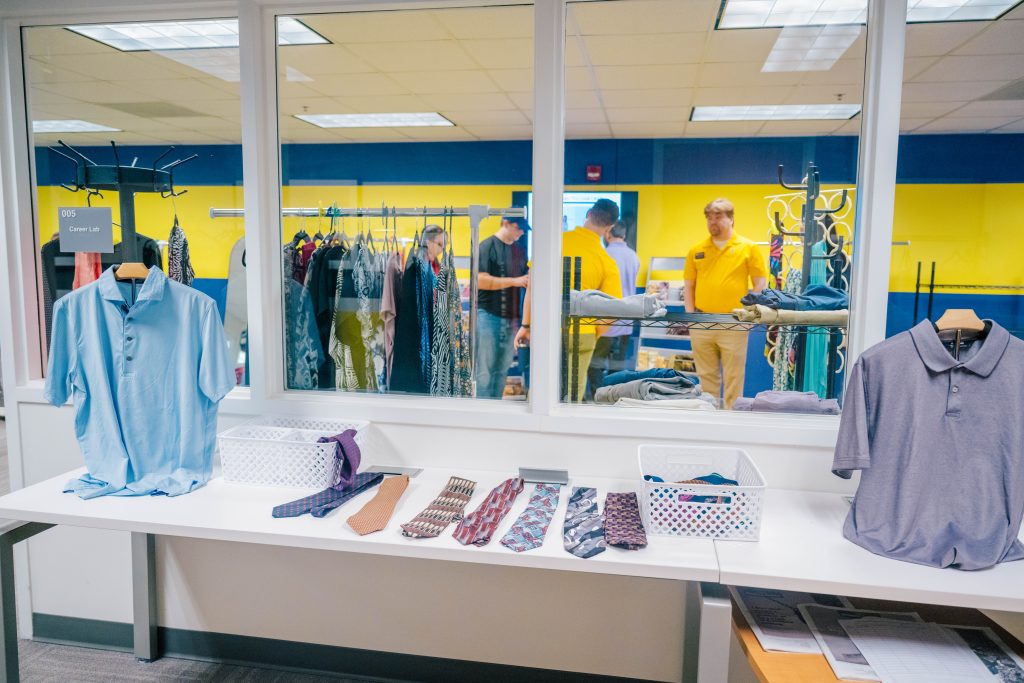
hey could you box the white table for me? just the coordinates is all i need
[709,488,1024,683]
[0,467,720,683]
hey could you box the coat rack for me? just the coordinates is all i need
[48,140,197,261]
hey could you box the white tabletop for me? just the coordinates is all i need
[715,488,1024,612]
[0,467,719,583]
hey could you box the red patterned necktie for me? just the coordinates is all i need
[603,492,648,550]
[453,477,525,547]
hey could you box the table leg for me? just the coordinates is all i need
[0,522,55,683]
[683,581,731,683]
[131,532,157,662]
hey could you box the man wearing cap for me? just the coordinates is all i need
[475,216,530,399]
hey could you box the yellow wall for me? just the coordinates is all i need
[34,182,1024,292]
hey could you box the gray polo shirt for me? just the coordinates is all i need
[833,320,1024,570]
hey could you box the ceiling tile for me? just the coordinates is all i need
[42,52,187,82]
[596,64,697,90]
[25,58,92,84]
[418,93,516,111]
[277,97,347,116]
[606,106,690,123]
[565,89,603,109]
[306,73,408,97]
[916,116,1023,133]
[278,81,324,100]
[458,124,533,140]
[611,122,686,138]
[331,128,410,142]
[913,55,1024,83]
[953,21,1024,56]
[110,78,237,102]
[947,100,1024,118]
[34,80,154,104]
[27,90,80,107]
[433,5,533,40]
[179,99,241,118]
[196,78,239,96]
[278,45,375,75]
[282,127,354,143]
[444,110,529,125]
[902,81,1009,102]
[567,108,609,124]
[898,118,932,132]
[903,57,937,80]
[757,119,847,136]
[683,120,763,137]
[462,39,533,70]
[567,122,612,138]
[785,84,863,105]
[905,22,988,58]
[698,61,802,88]
[488,69,533,92]
[401,126,478,141]
[795,59,866,86]
[600,88,693,108]
[581,33,705,66]
[899,101,965,118]
[347,41,478,73]
[835,119,862,134]
[570,0,717,35]
[335,94,431,113]
[704,30,781,63]
[566,38,587,68]
[390,70,499,95]
[994,118,1024,132]
[24,27,116,56]
[693,85,795,106]
[299,12,450,44]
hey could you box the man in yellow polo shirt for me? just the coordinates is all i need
[683,198,768,409]
[515,198,621,401]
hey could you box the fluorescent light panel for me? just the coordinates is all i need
[719,0,1023,28]
[691,104,861,121]
[33,119,120,133]
[156,48,241,81]
[66,17,326,51]
[762,25,861,72]
[296,113,455,128]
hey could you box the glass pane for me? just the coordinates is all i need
[26,21,248,386]
[277,5,533,400]
[559,0,864,414]
[887,12,1024,343]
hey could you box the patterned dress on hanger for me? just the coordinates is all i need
[772,268,803,391]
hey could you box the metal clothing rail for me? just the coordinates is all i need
[208,206,526,219]
[914,260,1024,325]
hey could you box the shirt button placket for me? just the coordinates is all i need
[947,371,962,416]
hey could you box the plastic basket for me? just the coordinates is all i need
[637,444,766,541]
[218,416,369,488]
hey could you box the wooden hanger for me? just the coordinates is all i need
[115,262,150,280]
[935,309,985,332]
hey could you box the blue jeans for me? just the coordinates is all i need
[475,309,519,399]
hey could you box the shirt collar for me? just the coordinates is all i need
[572,226,602,244]
[97,266,168,304]
[909,319,1009,377]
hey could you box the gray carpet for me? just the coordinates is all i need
[0,420,388,682]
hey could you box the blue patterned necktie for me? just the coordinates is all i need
[501,484,562,552]
[563,487,606,559]
[272,472,383,518]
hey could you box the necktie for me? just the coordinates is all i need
[272,472,383,518]
[563,487,606,559]
[603,492,648,550]
[318,429,361,488]
[453,477,525,547]
[346,475,410,535]
[401,477,476,538]
[500,483,561,552]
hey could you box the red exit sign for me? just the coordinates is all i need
[586,165,602,182]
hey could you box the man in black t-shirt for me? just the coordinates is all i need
[475,216,530,399]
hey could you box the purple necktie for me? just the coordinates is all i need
[603,492,648,550]
[272,472,383,518]
[318,429,361,488]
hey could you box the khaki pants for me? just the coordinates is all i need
[565,333,597,402]
[689,329,748,409]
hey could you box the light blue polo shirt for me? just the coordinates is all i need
[45,266,236,498]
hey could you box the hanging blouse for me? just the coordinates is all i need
[167,218,195,286]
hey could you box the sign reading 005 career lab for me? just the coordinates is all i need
[58,207,114,253]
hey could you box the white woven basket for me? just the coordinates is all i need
[637,444,766,541]
[218,416,369,488]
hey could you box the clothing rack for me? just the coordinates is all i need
[50,140,196,262]
[914,260,1024,325]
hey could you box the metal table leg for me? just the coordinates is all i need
[683,581,732,683]
[131,532,157,662]
[0,521,55,683]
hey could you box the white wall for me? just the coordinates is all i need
[15,400,849,682]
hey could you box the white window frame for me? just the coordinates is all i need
[0,0,906,463]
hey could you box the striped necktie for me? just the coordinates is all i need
[401,477,476,538]
[346,475,410,535]
[453,477,525,547]
[500,483,562,552]
[563,487,606,559]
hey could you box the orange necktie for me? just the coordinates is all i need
[346,475,410,535]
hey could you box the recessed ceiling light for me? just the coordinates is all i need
[295,113,455,128]
[717,0,1024,28]
[691,104,861,121]
[65,17,327,52]
[33,119,121,133]
[762,25,861,72]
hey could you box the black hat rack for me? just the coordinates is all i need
[48,140,197,261]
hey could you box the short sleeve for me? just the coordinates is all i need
[477,238,496,275]
[198,302,237,403]
[832,358,871,479]
[746,243,769,280]
[43,299,75,406]
[682,248,696,281]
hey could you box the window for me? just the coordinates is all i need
[886,12,1024,346]
[556,0,866,415]
[25,21,248,385]
[276,5,533,400]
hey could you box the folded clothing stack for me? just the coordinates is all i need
[570,289,667,318]
[740,283,848,311]
[594,369,715,409]
[732,390,840,415]
[730,304,848,326]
